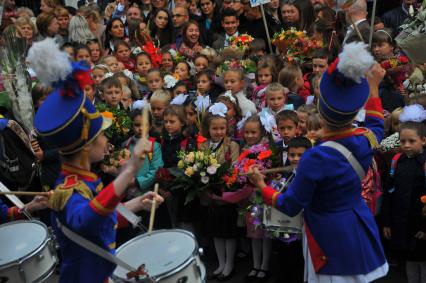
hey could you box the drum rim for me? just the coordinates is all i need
[0,220,52,268]
[114,229,199,281]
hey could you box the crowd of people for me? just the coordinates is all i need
[0,0,425,282]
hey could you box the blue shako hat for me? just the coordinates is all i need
[318,42,375,127]
[28,38,110,154]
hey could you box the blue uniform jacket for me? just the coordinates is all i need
[51,164,126,283]
[0,198,23,223]
[262,98,387,275]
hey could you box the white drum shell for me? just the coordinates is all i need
[112,229,205,283]
[262,205,303,234]
[0,220,57,283]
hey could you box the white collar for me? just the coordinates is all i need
[210,140,221,149]
[225,32,238,39]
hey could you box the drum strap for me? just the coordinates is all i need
[321,141,366,180]
[56,218,137,272]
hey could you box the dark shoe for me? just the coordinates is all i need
[217,269,235,281]
[245,268,259,282]
[207,272,219,280]
[255,269,270,282]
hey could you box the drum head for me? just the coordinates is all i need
[0,221,47,266]
[114,230,196,279]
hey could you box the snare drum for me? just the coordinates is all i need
[262,205,303,234]
[0,220,58,283]
[113,229,206,283]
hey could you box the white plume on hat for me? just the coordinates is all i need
[399,104,426,123]
[26,38,72,86]
[337,42,375,84]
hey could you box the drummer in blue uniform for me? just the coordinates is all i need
[28,38,164,283]
[248,42,389,282]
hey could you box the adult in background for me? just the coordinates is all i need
[15,16,37,46]
[149,8,174,47]
[198,0,222,46]
[239,0,270,51]
[264,0,281,36]
[104,17,126,54]
[222,0,244,19]
[382,0,417,35]
[342,0,370,45]
[40,0,62,13]
[172,6,190,48]
[55,6,71,42]
[175,20,204,59]
[68,15,95,45]
[127,4,144,21]
[79,7,106,45]
[36,12,63,45]
[280,0,315,32]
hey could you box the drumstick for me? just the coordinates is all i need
[238,166,293,176]
[139,104,149,159]
[0,191,50,197]
[148,183,159,233]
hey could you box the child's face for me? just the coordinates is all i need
[75,48,92,63]
[116,44,131,61]
[161,53,174,71]
[307,127,323,141]
[266,90,285,112]
[150,100,168,120]
[312,58,328,75]
[277,119,297,143]
[244,121,262,146]
[197,74,212,94]
[147,72,164,91]
[224,71,244,94]
[136,55,152,76]
[63,46,75,60]
[84,84,95,102]
[194,57,209,73]
[297,112,308,136]
[121,92,133,108]
[132,114,150,138]
[175,63,190,80]
[209,117,227,143]
[372,42,394,60]
[258,67,273,85]
[92,69,106,86]
[104,57,119,73]
[88,42,101,63]
[103,86,122,107]
[173,85,188,98]
[185,105,197,126]
[399,128,426,157]
[164,114,184,135]
[288,146,306,169]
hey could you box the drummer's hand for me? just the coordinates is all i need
[127,138,151,173]
[366,63,386,98]
[25,195,50,213]
[247,165,267,189]
[125,191,164,213]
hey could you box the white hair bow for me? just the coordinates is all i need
[209,102,228,117]
[399,104,426,123]
[258,108,277,133]
[132,47,143,56]
[237,111,252,130]
[164,74,178,89]
[132,99,147,111]
[221,90,236,104]
[195,95,211,113]
[171,93,188,105]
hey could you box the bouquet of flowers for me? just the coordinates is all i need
[272,28,323,63]
[216,58,257,76]
[380,55,411,89]
[101,148,131,175]
[96,107,132,145]
[225,144,274,188]
[227,33,254,51]
[170,148,230,204]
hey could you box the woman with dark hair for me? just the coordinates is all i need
[104,17,126,54]
[198,0,222,46]
[128,18,148,47]
[280,0,314,32]
[174,20,204,59]
[149,8,173,47]
[264,0,282,36]
[312,19,340,60]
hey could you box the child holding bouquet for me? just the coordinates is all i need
[200,102,240,281]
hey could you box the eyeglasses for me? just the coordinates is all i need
[172,14,184,17]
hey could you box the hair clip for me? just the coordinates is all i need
[171,93,189,105]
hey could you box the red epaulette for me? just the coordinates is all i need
[62,175,79,189]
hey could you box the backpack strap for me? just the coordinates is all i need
[321,141,366,180]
